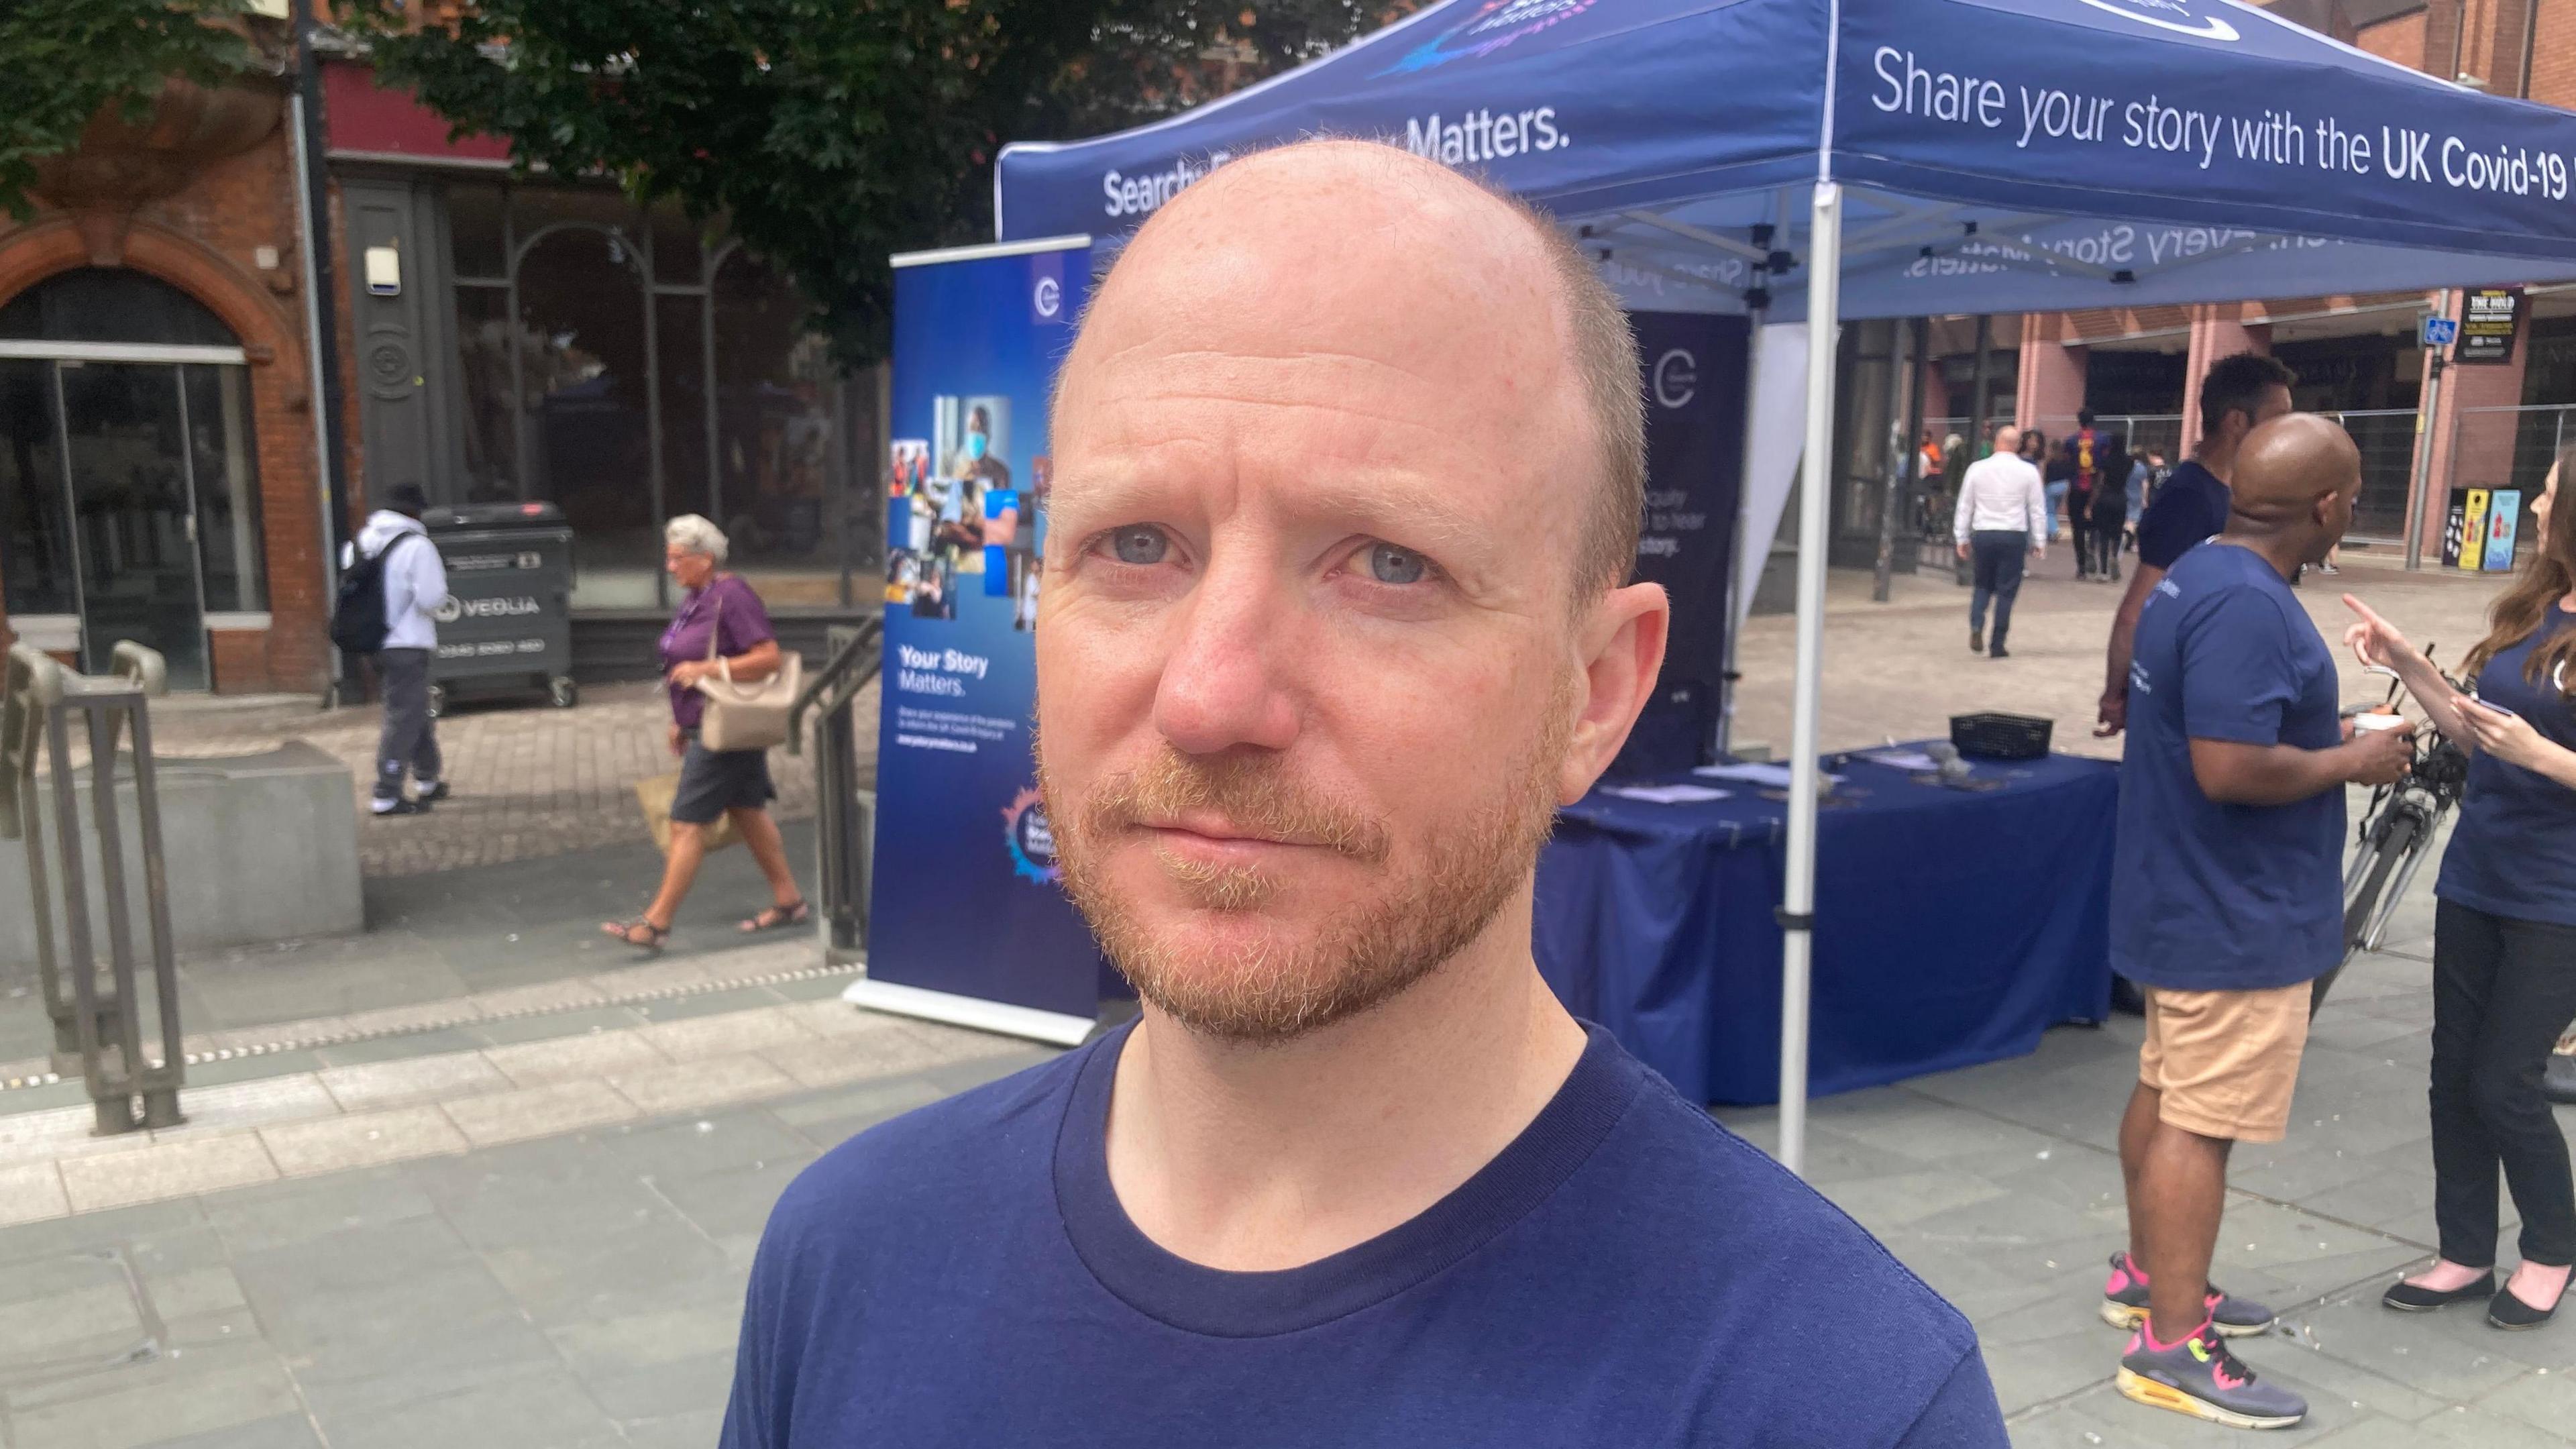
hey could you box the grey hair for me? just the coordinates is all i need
[665,514,728,563]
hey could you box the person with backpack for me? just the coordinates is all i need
[335,482,451,817]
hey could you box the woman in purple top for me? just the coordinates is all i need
[602,515,807,951]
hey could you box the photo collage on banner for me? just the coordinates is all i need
[857,239,1108,1041]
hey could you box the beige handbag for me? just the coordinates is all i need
[692,592,803,753]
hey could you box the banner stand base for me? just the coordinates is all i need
[841,977,1096,1048]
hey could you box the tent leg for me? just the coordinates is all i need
[1779,180,1841,1179]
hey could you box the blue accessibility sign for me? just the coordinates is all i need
[2422,315,2460,348]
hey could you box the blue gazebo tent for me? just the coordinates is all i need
[996,0,2576,1171]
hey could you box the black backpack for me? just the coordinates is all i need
[329,533,423,655]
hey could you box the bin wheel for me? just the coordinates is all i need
[548,677,579,709]
[425,684,447,720]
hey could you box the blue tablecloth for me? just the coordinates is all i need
[1534,748,2116,1106]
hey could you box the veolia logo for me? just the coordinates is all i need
[1653,349,1697,409]
[1382,0,1599,75]
[2075,0,2241,42]
[1033,275,1061,319]
[432,597,463,624]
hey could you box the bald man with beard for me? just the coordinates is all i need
[2100,415,2414,1432]
[718,141,2002,1448]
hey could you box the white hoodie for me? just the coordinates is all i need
[341,511,450,652]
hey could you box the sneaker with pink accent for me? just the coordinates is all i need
[2116,1318,2306,1430]
[2101,1251,2276,1337]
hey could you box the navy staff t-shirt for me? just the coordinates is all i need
[2134,460,2231,570]
[720,1023,2006,1448]
[2436,603,2576,927]
[2112,543,2347,990]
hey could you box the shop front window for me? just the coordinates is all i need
[712,249,844,605]
[182,364,264,612]
[438,180,875,611]
[516,223,654,608]
[1,358,74,616]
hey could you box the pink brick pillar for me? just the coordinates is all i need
[2013,318,2088,437]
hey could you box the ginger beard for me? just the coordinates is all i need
[1041,677,1578,1046]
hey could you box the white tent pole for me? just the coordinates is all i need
[1778,178,1842,1178]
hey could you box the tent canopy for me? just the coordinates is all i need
[998,0,2576,317]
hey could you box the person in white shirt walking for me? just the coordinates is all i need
[1955,425,2049,658]
[341,483,452,816]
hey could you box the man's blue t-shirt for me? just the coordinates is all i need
[721,1024,2006,1448]
[2437,604,2576,926]
[2112,543,2347,989]
[2135,460,2230,570]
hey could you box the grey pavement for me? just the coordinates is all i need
[0,822,828,1089]
[119,679,874,879]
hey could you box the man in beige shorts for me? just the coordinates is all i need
[2098,415,2410,1430]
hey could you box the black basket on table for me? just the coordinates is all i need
[1949,712,2053,761]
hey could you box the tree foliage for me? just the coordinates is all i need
[0,0,259,222]
[347,0,1428,369]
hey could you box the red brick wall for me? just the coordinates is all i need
[0,114,339,693]
[2530,0,2576,105]
[2359,11,2432,68]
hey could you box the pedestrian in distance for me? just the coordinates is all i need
[2032,426,2066,543]
[335,482,451,818]
[2056,439,2090,577]
[720,138,2007,1449]
[602,516,807,953]
[2070,410,2106,579]
[2089,431,2133,583]
[1954,423,2047,659]
[2095,353,2299,738]
[2102,413,2410,1431]
[2126,445,2159,557]
[2344,451,2576,1330]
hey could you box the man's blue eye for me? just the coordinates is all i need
[1368,542,1427,585]
[1111,527,1167,566]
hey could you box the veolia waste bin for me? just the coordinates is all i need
[420,502,577,716]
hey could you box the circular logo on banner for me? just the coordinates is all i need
[1033,276,1062,319]
[432,596,463,624]
[2075,0,2240,41]
[1384,0,1599,74]
[1653,349,1698,409]
[1002,787,1060,883]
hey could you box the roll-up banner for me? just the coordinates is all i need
[1619,312,1750,771]
[851,236,1106,1046]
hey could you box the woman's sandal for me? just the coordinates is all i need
[602,918,670,955]
[740,900,811,934]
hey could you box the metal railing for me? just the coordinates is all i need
[4,641,184,1135]
[790,620,881,960]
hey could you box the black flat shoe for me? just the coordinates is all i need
[2381,1272,2496,1312]
[2489,1280,2563,1330]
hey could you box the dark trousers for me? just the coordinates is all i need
[372,647,442,802]
[1968,531,2027,649]
[2430,897,2576,1267]
[2086,515,2123,578]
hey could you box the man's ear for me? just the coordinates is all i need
[1557,582,1671,805]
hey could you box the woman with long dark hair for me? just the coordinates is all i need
[2343,453,2576,1330]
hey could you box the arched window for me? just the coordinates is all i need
[445,182,875,608]
[1,268,266,689]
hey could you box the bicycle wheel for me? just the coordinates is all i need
[2314,810,2421,1015]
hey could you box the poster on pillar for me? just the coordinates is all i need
[856,238,1106,1046]
[1617,312,1749,773]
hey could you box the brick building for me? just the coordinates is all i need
[0,17,879,695]
[0,22,337,692]
[1906,0,2576,570]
